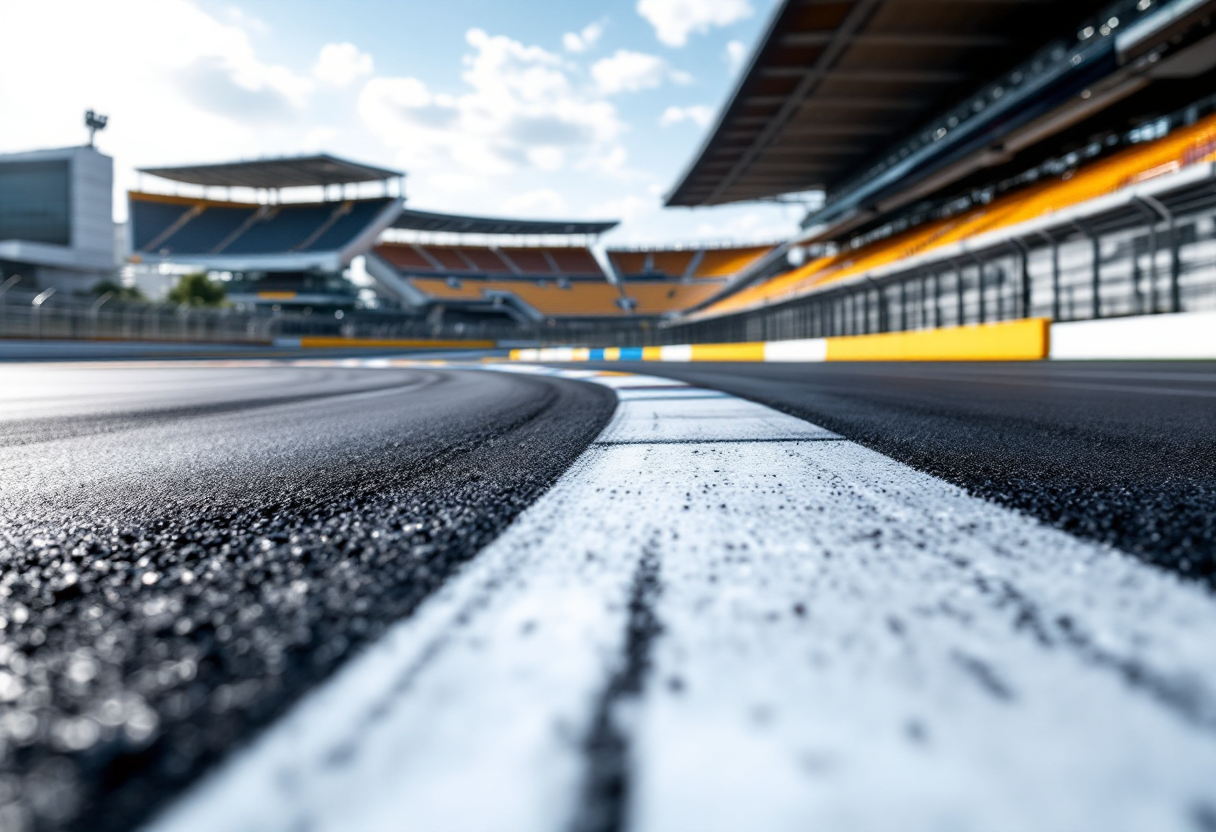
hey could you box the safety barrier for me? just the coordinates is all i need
[1049,311,1216,359]
[510,318,1050,363]
[280,336,498,350]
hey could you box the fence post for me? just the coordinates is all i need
[1071,220,1101,319]
[971,258,986,324]
[1137,194,1180,313]
[932,272,942,328]
[1007,240,1031,319]
[955,267,965,325]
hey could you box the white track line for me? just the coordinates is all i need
[146,370,1216,832]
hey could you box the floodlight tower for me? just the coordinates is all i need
[84,110,108,147]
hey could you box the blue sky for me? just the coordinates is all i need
[0,0,806,244]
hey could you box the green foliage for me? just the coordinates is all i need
[167,272,226,307]
[91,280,146,303]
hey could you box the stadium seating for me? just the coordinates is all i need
[458,247,513,273]
[547,248,603,276]
[376,244,435,272]
[499,248,555,274]
[161,204,256,253]
[223,204,347,254]
[130,196,193,251]
[129,193,394,255]
[304,199,391,252]
[707,110,1216,315]
[609,251,649,276]
[406,276,722,318]
[692,245,772,278]
[608,245,772,279]
[375,241,779,318]
[375,243,605,278]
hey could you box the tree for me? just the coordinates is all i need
[90,279,146,302]
[167,272,226,307]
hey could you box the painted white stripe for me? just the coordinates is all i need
[146,370,1216,832]
[1050,311,1216,359]
[763,337,827,362]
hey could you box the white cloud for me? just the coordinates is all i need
[503,189,568,216]
[0,0,321,219]
[359,28,626,189]
[313,42,374,87]
[591,50,687,95]
[660,104,713,127]
[636,0,753,47]
[562,21,604,53]
[726,40,748,68]
[0,2,790,243]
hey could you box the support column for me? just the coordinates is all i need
[1072,220,1101,319]
[955,268,965,325]
[1138,194,1181,313]
[974,259,987,324]
[1008,240,1031,319]
[1039,231,1061,321]
[933,272,942,329]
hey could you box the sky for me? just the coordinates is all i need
[0,0,811,246]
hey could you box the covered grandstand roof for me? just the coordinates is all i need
[665,0,1112,207]
[391,208,618,236]
[139,154,402,188]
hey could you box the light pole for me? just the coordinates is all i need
[85,110,108,147]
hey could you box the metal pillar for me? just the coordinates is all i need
[1037,231,1060,320]
[1138,194,1181,313]
[955,268,965,325]
[1008,240,1031,319]
[972,258,987,324]
[933,272,942,329]
[1128,199,1157,313]
[1072,220,1101,319]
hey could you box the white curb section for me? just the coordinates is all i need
[145,369,1216,832]
[1050,311,1216,359]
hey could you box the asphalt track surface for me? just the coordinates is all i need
[0,364,614,832]
[595,361,1216,586]
[1,359,1214,831]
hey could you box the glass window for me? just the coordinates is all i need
[0,160,72,246]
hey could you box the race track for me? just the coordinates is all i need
[0,359,1213,832]
[0,363,613,832]
[600,360,1216,584]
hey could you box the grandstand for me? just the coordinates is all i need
[117,0,1216,344]
[650,0,1216,344]
[129,154,404,310]
[369,207,776,321]
[373,241,776,320]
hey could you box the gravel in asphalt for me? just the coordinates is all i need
[0,365,615,832]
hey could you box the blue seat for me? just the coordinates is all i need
[161,206,255,254]
[304,199,392,251]
[130,198,191,251]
